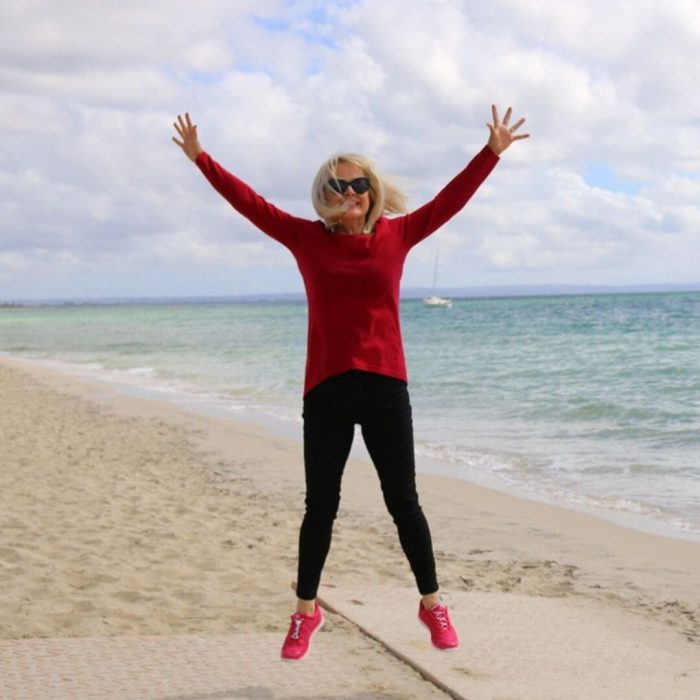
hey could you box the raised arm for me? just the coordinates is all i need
[172,113,309,250]
[400,104,528,248]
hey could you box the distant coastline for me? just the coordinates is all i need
[2,283,700,307]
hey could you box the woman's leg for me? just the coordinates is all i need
[359,376,439,597]
[296,377,355,606]
[282,375,355,660]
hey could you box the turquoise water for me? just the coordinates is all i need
[2,292,699,540]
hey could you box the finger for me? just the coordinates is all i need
[491,104,500,127]
[172,136,184,148]
[186,112,193,129]
[503,106,513,127]
[510,117,525,131]
[173,121,184,138]
[513,133,530,141]
[177,114,187,132]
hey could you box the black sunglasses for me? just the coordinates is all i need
[327,177,371,195]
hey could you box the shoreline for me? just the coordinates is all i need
[3,352,699,545]
[1,355,698,645]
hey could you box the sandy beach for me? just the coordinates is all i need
[1,355,699,695]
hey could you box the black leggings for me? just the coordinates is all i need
[296,369,438,600]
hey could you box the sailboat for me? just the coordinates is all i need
[422,249,452,308]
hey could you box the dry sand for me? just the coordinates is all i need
[1,355,698,681]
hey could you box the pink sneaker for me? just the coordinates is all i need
[418,601,459,650]
[281,604,324,660]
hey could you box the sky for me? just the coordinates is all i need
[1,0,699,301]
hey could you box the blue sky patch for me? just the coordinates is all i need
[583,162,643,195]
[253,6,339,49]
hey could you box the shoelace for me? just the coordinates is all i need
[290,615,304,640]
[431,606,449,630]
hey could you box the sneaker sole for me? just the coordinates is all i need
[418,614,460,651]
[281,611,325,661]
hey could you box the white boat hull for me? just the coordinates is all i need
[422,295,452,308]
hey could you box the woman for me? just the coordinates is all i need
[173,106,528,660]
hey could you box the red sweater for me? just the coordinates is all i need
[195,147,499,394]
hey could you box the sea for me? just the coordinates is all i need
[2,291,699,542]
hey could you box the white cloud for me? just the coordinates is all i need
[0,0,699,300]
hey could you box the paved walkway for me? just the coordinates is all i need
[2,587,699,699]
[320,586,700,700]
[0,622,447,700]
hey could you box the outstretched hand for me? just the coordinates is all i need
[172,113,203,162]
[487,105,529,155]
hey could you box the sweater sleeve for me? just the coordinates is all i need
[398,146,499,249]
[195,151,307,250]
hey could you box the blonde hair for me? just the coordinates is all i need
[311,153,408,233]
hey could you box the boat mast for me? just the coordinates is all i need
[432,248,440,292]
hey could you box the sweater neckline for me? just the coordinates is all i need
[324,221,377,239]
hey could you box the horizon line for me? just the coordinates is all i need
[3,282,700,306]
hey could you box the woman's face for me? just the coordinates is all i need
[326,161,371,233]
